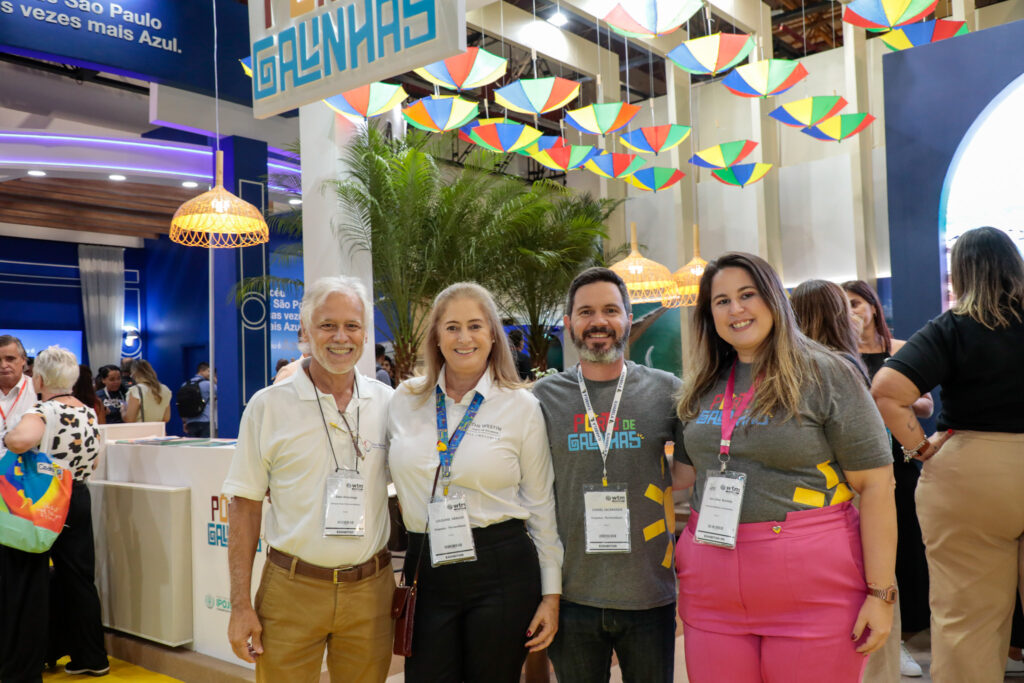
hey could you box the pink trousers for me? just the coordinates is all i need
[677,502,869,682]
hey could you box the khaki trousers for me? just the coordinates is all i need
[916,431,1024,683]
[254,555,396,683]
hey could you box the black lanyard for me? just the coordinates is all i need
[313,377,362,474]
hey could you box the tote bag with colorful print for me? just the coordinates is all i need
[0,448,72,553]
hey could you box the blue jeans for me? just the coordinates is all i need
[547,600,675,683]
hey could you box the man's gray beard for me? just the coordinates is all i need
[571,329,628,364]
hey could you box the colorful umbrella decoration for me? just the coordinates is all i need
[689,140,759,169]
[413,47,507,91]
[722,59,808,98]
[240,56,253,77]
[529,145,600,171]
[801,113,876,142]
[769,96,848,128]
[627,167,686,192]
[323,83,408,123]
[458,117,507,145]
[584,152,646,180]
[515,135,568,157]
[880,19,968,50]
[494,77,581,116]
[842,0,939,30]
[619,125,692,155]
[712,163,773,187]
[667,33,756,76]
[564,102,641,136]
[402,96,479,132]
[603,0,703,38]
[468,121,543,154]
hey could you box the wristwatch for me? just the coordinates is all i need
[901,437,929,463]
[867,583,898,604]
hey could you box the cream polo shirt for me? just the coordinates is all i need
[223,361,393,567]
[0,375,35,440]
[387,370,563,594]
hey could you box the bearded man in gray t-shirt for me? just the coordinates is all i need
[533,268,687,683]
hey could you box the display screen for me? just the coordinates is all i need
[2,329,84,362]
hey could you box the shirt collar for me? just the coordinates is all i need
[437,366,493,405]
[0,374,29,399]
[293,358,370,409]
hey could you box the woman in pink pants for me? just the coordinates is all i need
[672,252,897,682]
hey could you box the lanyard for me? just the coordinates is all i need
[577,364,627,487]
[0,379,29,431]
[313,376,362,473]
[719,362,761,471]
[435,385,484,496]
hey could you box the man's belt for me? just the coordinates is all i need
[268,547,391,583]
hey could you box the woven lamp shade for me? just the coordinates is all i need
[610,222,680,308]
[673,224,708,307]
[170,150,269,248]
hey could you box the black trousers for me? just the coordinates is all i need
[0,482,107,683]
[404,519,542,683]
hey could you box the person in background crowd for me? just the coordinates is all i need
[273,325,310,385]
[791,279,906,682]
[225,276,395,682]
[374,343,393,388]
[24,356,33,377]
[843,279,934,678]
[381,356,396,387]
[674,253,896,682]
[388,282,562,682]
[872,226,1024,682]
[181,362,212,438]
[271,358,289,383]
[508,328,533,380]
[95,364,127,424]
[0,334,35,442]
[532,268,682,683]
[119,358,135,390]
[123,359,171,423]
[1,346,109,680]
[73,364,105,426]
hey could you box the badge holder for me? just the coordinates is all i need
[583,483,631,553]
[693,469,746,549]
[427,488,477,566]
[322,469,367,537]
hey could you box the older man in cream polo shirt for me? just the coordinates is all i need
[224,276,395,683]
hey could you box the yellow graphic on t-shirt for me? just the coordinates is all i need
[792,461,855,508]
[643,484,675,568]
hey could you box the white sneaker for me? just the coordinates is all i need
[900,642,923,677]
[1007,657,1024,676]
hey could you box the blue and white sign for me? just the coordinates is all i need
[247,0,465,119]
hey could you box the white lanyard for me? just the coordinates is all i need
[576,364,628,487]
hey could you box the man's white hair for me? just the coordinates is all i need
[299,276,372,332]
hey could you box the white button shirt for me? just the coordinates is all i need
[0,375,35,441]
[388,370,563,594]
[223,362,393,567]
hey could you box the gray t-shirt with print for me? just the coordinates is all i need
[533,361,683,610]
[675,348,892,524]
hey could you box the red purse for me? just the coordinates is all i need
[391,466,439,657]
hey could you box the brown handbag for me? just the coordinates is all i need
[391,465,440,657]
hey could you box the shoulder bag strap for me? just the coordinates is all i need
[407,464,441,588]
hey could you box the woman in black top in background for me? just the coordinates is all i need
[94,364,126,424]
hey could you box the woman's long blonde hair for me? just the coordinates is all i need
[408,282,523,400]
[130,359,165,402]
[677,252,821,422]
[950,227,1024,329]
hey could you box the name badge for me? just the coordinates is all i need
[427,490,477,566]
[693,470,746,549]
[583,483,631,553]
[322,470,366,537]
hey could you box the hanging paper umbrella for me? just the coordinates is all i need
[843,0,939,30]
[712,163,773,187]
[769,96,848,128]
[880,19,968,50]
[458,117,508,145]
[667,33,756,76]
[604,0,703,38]
[515,135,567,157]
[801,113,876,142]
[323,83,408,123]
[564,102,641,136]
[619,125,692,155]
[494,77,581,116]
[627,167,686,192]
[689,140,758,169]
[722,59,808,98]
[529,145,599,171]
[584,152,646,180]
[240,56,253,77]
[402,96,479,133]
[468,121,544,154]
[413,47,507,91]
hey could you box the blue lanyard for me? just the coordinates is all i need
[435,385,485,496]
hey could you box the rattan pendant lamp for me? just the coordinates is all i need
[673,224,708,307]
[610,222,680,308]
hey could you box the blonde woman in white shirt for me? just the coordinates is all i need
[388,282,563,682]
[123,359,171,423]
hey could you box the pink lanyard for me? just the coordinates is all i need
[718,362,761,471]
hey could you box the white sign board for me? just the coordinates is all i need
[247,0,467,119]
